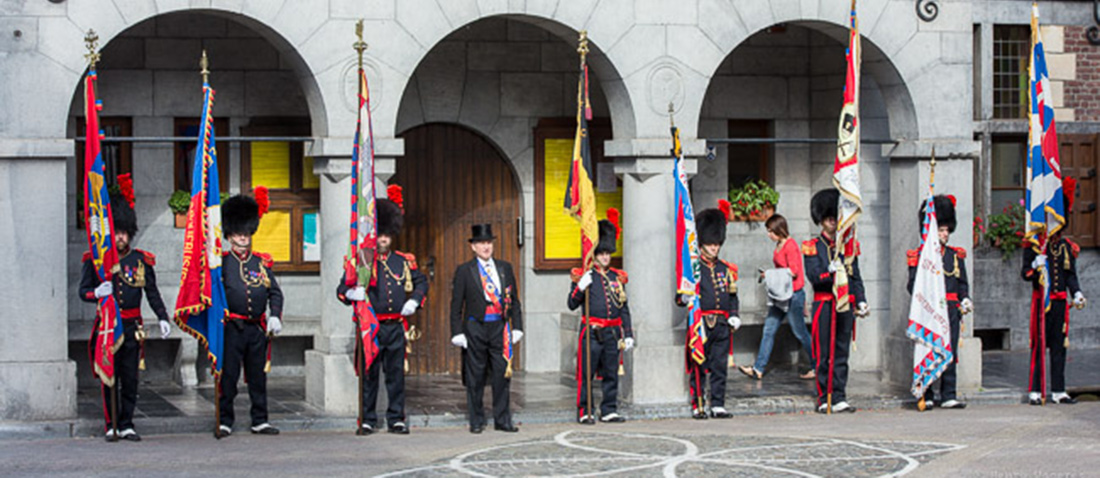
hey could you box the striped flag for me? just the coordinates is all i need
[564,57,598,271]
[1025,3,1065,312]
[832,0,863,312]
[672,126,706,366]
[906,170,953,399]
[346,66,381,372]
[82,67,123,387]
[174,79,227,378]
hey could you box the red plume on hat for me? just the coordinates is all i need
[607,207,621,239]
[387,184,404,211]
[946,194,957,208]
[117,173,135,208]
[1064,176,1077,212]
[717,199,732,222]
[254,185,270,219]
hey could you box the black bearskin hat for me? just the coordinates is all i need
[595,220,617,254]
[811,188,839,226]
[222,194,260,237]
[918,194,957,233]
[696,208,728,246]
[110,193,138,236]
[376,198,404,238]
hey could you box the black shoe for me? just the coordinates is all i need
[1028,393,1043,406]
[833,401,857,413]
[470,425,484,434]
[940,399,967,409]
[119,429,141,442]
[216,425,232,439]
[1052,394,1078,405]
[599,413,626,423]
[250,423,280,435]
[578,414,596,425]
[709,407,733,419]
[104,430,119,443]
[356,424,375,436]
[494,423,520,433]
[692,409,708,420]
[388,422,410,434]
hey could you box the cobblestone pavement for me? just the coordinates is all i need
[4,403,1099,478]
[376,431,963,477]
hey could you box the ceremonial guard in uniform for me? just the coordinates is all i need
[803,188,868,414]
[337,186,428,435]
[1023,178,1087,405]
[79,176,171,442]
[906,194,971,409]
[450,224,523,434]
[218,189,283,436]
[569,209,634,424]
[677,201,742,420]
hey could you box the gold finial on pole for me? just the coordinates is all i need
[930,146,937,187]
[577,30,589,65]
[354,19,368,69]
[84,29,101,70]
[200,50,210,85]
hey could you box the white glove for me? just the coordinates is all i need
[828,260,843,273]
[623,337,635,351]
[1031,254,1047,270]
[856,302,870,318]
[679,294,693,304]
[401,299,419,316]
[159,320,171,339]
[451,334,468,349]
[345,286,366,302]
[960,298,974,315]
[728,315,742,331]
[266,316,282,336]
[576,271,593,292]
[1074,291,1087,309]
[511,330,524,344]
[94,281,113,299]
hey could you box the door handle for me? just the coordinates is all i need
[426,255,436,281]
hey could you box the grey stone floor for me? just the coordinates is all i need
[24,348,1100,440]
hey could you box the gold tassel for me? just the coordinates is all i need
[139,358,146,371]
[728,355,735,368]
[404,358,409,374]
[264,360,271,374]
[504,361,513,379]
[618,363,625,376]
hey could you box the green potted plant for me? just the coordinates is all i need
[169,190,190,228]
[728,179,780,221]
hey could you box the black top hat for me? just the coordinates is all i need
[376,198,403,238]
[110,193,138,236]
[918,194,957,233]
[811,188,840,226]
[468,223,495,243]
[222,194,260,237]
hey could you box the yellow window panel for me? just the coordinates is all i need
[251,142,290,189]
[302,156,320,190]
[253,210,291,262]
[543,138,622,260]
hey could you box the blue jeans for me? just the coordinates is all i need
[753,289,813,372]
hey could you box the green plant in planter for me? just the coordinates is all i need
[169,190,230,215]
[985,199,1027,261]
[728,179,780,219]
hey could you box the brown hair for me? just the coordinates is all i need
[765,214,789,239]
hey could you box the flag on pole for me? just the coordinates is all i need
[82,67,124,387]
[174,79,227,378]
[1025,3,1065,315]
[672,126,706,366]
[564,53,598,271]
[906,169,953,399]
[832,0,863,312]
[345,66,381,372]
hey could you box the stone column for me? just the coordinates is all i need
[886,141,981,393]
[0,140,78,419]
[305,136,400,414]
[609,138,700,405]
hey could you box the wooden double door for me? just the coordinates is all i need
[392,123,522,375]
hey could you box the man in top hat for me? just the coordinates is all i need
[1022,177,1087,405]
[449,223,523,434]
[803,188,868,414]
[218,188,283,437]
[907,194,971,410]
[569,208,633,424]
[337,185,428,435]
[78,174,171,442]
[677,200,742,420]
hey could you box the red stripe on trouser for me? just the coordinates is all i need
[575,326,585,412]
[811,301,825,400]
[1028,290,1038,394]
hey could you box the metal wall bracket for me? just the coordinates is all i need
[1087,0,1100,45]
[916,0,939,22]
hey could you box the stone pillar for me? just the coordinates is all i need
[305,136,400,414]
[609,138,700,405]
[0,140,78,419]
[886,141,981,394]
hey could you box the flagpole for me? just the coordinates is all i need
[575,31,594,423]
[353,20,368,433]
[916,150,938,412]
